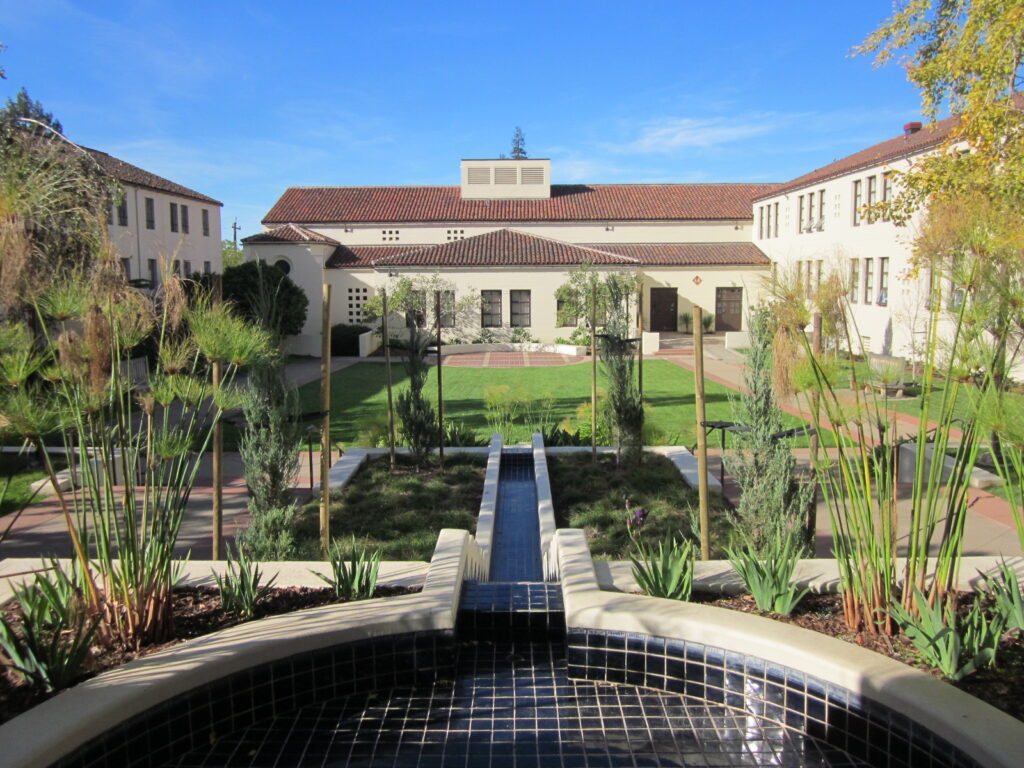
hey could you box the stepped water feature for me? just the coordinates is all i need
[30,440,1007,768]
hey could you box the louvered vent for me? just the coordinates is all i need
[521,167,544,184]
[494,168,517,184]
[467,168,491,184]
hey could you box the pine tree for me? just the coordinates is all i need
[0,87,63,135]
[510,127,527,159]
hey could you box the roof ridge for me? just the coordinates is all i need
[506,229,639,264]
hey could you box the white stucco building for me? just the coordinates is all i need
[86,148,223,285]
[753,117,958,357]
[244,159,773,355]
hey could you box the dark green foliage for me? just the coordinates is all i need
[395,327,439,463]
[725,306,813,555]
[510,126,527,159]
[238,365,301,561]
[443,420,488,447]
[548,453,732,558]
[727,526,809,615]
[197,261,308,337]
[213,547,277,619]
[599,276,643,464]
[630,536,695,601]
[0,87,62,134]
[313,536,381,600]
[298,453,486,560]
[331,323,371,356]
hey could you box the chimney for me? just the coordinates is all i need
[903,121,923,136]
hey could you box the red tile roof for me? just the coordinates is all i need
[755,115,959,200]
[590,242,770,266]
[368,230,638,268]
[263,183,776,225]
[242,223,340,245]
[323,229,769,269]
[83,147,222,205]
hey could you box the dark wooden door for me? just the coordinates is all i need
[649,288,678,332]
[715,287,743,332]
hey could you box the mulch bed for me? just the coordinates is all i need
[0,584,419,725]
[691,592,1024,723]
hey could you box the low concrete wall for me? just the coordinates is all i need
[724,331,750,350]
[0,529,482,768]
[898,441,1001,489]
[440,342,587,356]
[531,433,558,581]
[473,433,503,577]
[552,529,1024,768]
[358,329,381,357]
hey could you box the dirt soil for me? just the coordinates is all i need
[692,592,1024,723]
[0,584,419,725]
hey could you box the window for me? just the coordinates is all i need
[184,260,192,276]
[169,203,179,233]
[556,298,576,327]
[852,180,863,226]
[181,205,189,234]
[797,195,806,233]
[446,229,465,241]
[405,290,426,328]
[120,258,131,279]
[145,197,155,229]
[758,207,764,239]
[172,260,181,277]
[881,172,893,221]
[878,257,889,305]
[439,290,455,328]
[866,176,877,223]
[863,258,874,304]
[807,192,816,232]
[849,259,859,303]
[203,261,212,274]
[148,258,159,287]
[772,202,779,237]
[346,286,369,323]
[804,260,812,297]
[107,201,114,225]
[815,260,823,290]
[817,189,825,229]
[273,259,291,275]
[481,290,501,328]
[202,209,210,237]
[510,290,531,327]
[117,197,128,227]
[381,229,400,242]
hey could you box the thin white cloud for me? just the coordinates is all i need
[612,116,776,154]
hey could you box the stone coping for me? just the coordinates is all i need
[0,529,480,768]
[552,528,1024,768]
[593,555,1024,595]
[473,433,503,576]
[0,557,431,607]
[531,432,558,581]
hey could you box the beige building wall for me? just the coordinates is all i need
[107,185,223,284]
[753,153,928,357]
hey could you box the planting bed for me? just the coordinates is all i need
[548,452,734,558]
[691,591,1024,723]
[297,452,487,560]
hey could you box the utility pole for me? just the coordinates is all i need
[694,305,710,560]
[231,219,241,251]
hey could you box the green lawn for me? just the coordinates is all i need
[291,360,811,448]
[0,452,65,517]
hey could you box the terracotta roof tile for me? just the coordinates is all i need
[263,183,775,225]
[367,230,638,268]
[83,147,222,205]
[242,223,340,245]
[590,243,770,266]
[323,231,769,269]
[756,116,959,200]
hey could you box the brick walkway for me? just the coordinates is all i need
[442,351,588,368]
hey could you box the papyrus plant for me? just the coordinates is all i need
[0,254,271,647]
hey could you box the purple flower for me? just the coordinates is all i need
[628,507,648,531]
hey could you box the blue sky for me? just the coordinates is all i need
[1,1,926,240]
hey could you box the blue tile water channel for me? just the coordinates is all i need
[489,449,542,582]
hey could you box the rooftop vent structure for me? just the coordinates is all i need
[460,158,551,199]
[903,121,923,136]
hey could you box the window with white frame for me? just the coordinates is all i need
[866,176,877,223]
[852,180,863,226]
[863,258,874,304]
[881,172,893,221]
[878,258,889,305]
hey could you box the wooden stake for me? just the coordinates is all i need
[382,288,396,470]
[694,305,710,560]
[211,272,223,560]
[320,283,332,557]
[807,311,822,546]
[435,290,445,471]
[591,284,597,463]
[637,286,644,401]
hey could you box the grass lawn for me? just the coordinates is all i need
[547,452,734,559]
[295,452,486,560]
[0,452,66,517]
[290,359,810,449]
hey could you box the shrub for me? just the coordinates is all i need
[630,535,695,601]
[980,561,1024,634]
[196,260,308,337]
[727,526,808,615]
[678,311,693,333]
[238,504,298,561]
[313,536,381,601]
[443,420,487,447]
[395,327,439,464]
[331,323,371,356]
[213,547,277,619]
